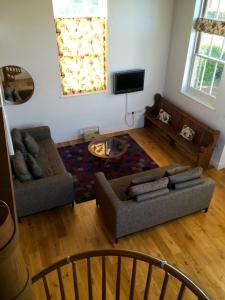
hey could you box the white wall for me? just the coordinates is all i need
[164,0,225,169]
[0,0,174,142]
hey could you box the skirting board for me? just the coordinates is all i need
[211,158,225,170]
[53,124,143,144]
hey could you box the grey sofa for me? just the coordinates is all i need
[94,165,215,242]
[13,126,74,218]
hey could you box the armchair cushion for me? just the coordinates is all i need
[127,177,169,198]
[174,178,205,190]
[11,150,32,182]
[165,165,190,176]
[131,173,163,185]
[11,128,27,155]
[26,153,43,179]
[135,188,169,202]
[24,132,39,157]
[168,167,203,185]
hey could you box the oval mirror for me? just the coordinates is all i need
[0,65,34,105]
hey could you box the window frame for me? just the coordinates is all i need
[184,0,225,109]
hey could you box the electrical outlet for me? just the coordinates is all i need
[135,109,144,114]
[127,110,143,115]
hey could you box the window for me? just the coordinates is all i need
[52,0,107,96]
[187,0,225,105]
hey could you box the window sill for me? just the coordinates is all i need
[181,89,216,111]
[59,89,108,99]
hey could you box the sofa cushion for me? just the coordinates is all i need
[168,167,203,186]
[109,166,172,201]
[174,178,205,190]
[11,150,33,182]
[157,108,171,124]
[26,153,43,179]
[131,173,163,185]
[127,177,169,198]
[135,188,169,202]
[166,165,190,176]
[24,132,39,157]
[37,139,66,177]
[180,125,195,142]
[11,128,27,155]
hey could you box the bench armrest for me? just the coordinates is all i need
[199,146,207,153]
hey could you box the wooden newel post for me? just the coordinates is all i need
[0,200,34,300]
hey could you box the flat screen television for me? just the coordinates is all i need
[113,69,145,94]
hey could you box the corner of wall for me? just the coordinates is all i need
[162,0,176,95]
[211,144,225,170]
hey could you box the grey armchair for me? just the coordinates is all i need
[12,126,74,218]
[94,165,215,242]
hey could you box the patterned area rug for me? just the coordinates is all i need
[58,134,158,203]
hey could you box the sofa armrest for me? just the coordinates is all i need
[14,173,71,191]
[14,172,74,217]
[20,126,51,141]
[95,172,127,239]
[95,172,124,213]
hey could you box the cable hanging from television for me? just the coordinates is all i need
[124,93,134,127]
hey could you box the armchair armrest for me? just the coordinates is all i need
[20,126,51,141]
[94,172,124,213]
[95,172,128,239]
[14,173,72,192]
[14,172,74,217]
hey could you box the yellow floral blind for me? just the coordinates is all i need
[55,17,107,95]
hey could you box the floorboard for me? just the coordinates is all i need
[19,128,225,299]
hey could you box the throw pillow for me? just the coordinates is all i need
[166,165,190,176]
[127,177,169,198]
[135,188,169,202]
[131,173,163,185]
[11,128,27,155]
[174,178,205,190]
[12,89,22,102]
[168,167,203,186]
[180,125,195,142]
[11,150,33,182]
[4,86,14,101]
[26,153,43,179]
[24,132,39,157]
[157,108,171,124]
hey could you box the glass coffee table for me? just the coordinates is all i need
[88,137,128,166]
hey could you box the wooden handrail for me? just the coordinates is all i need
[32,249,211,300]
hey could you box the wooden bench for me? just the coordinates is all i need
[144,94,220,168]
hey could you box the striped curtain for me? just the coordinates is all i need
[194,18,225,37]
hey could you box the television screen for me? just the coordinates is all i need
[113,69,145,94]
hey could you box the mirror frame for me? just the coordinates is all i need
[0,65,34,105]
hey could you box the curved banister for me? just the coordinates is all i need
[32,249,211,300]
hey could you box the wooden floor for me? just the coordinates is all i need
[19,128,225,299]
